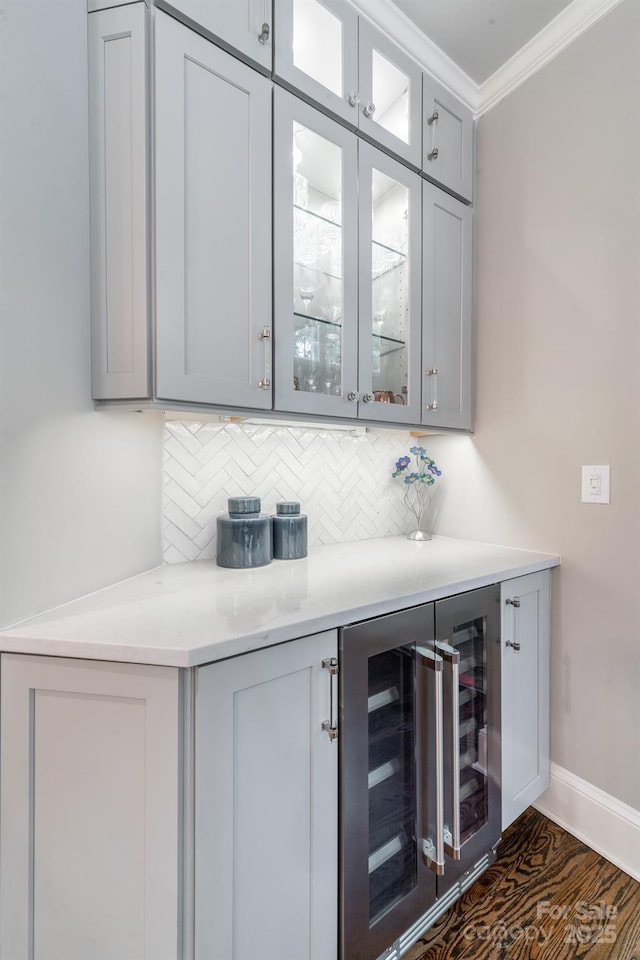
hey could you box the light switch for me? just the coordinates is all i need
[581,465,610,504]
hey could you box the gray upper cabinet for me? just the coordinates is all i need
[274,0,422,169]
[89,3,150,400]
[358,17,422,169]
[421,180,473,430]
[155,11,273,409]
[358,141,422,424]
[274,88,359,418]
[156,0,273,72]
[423,73,474,203]
[274,0,359,126]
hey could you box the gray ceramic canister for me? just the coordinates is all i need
[272,501,308,560]
[216,496,273,568]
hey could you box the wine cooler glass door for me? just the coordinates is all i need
[435,584,502,888]
[340,604,437,960]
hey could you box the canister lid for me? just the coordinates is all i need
[276,501,300,515]
[228,496,261,515]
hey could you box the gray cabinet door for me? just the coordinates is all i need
[195,631,338,960]
[156,0,272,71]
[0,654,181,960]
[358,17,422,169]
[421,180,473,430]
[274,0,359,126]
[89,3,150,400]
[358,141,422,424]
[423,74,474,203]
[274,88,359,418]
[501,572,551,830]
[155,12,272,409]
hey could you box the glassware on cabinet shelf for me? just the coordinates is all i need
[290,119,344,398]
[370,170,409,399]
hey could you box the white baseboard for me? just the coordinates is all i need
[534,762,640,882]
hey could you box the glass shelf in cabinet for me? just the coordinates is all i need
[293,202,342,229]
[294,311,342,328]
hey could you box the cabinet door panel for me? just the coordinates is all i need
[195,631,338,960]
[0,655,181,960]
[423,74,474,203]
[358,141,422,424]
[358,17,422,168]
[89,3,150,400]
[155,12,272,408]
[274,0,359,126]
[274,88,359,417]
[501,572,551,829]
[156,0,272,71]
[422,181,472,429]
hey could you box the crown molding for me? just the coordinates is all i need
[477,0,625,116]
[350,0,478,111]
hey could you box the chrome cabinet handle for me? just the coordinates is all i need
[258,326,271,390]
[361,393,374,403]
[426,108,439,162]
[346,391,359,401]
[347,91,360,107]
[425,367,438,412]
[363,102,376,118]
[257,21,270,44]
[321,657,339,742]
[437,642,461,861]
[506,640,521,652]
[505,597,521,607]
[258,377,270,389]
[417,645,444,876]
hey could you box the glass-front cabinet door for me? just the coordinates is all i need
[358,18,422,168]
[274,0,359,126]
[358,142,422,424]
[274,88,359,417]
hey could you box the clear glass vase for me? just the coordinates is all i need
[403,483,432,541]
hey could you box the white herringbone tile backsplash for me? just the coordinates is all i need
[162,420,428,563]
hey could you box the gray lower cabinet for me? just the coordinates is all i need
[156,0,273,72]
[501,571,551,829]
[421,180,473,430]
[195,630,339,960]
[0,654,181,960]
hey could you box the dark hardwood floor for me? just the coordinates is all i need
[404,808,640,960]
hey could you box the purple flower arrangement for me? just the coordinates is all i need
[392,446,442,540]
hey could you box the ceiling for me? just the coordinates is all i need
[391,0,576,84]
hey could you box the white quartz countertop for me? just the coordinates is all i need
[0,537,559,667]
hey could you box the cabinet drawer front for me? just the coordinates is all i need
[155,12,272,409]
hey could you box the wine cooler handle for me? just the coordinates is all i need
[437,642,461,860]
[416,646,444,875]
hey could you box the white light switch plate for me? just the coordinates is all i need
[581,465,610,503]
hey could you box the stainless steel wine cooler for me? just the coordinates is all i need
[339,585,501,960]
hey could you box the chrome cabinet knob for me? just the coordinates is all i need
[506,640,521,652]
[347,391,359,401]
[505,597,521,608]
[257,22,270,44]
[347,91,360,107]
[427,147,439,161]
[363,102,376,118]
[362,393,374,403]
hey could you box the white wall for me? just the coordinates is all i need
[429,0,640,810]
[0,0,162,628]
